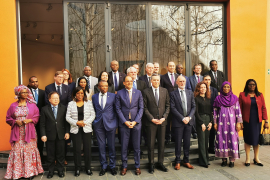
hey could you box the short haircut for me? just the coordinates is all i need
[72,86,87,102]
[176,64,183,67]
[84,66,91,70]
[209,60,217,66]
[177,75,186,81]
[193,63,202,69]
[29,76,37,82]
[153,62,159,65]
[48,91,60,99]
[151,73,160,79]
[127,67,136,74]
[203,74,211,80]
[54,71,63,77]
[167,61,175,66]
[98,80,108,86]
[111,60,119,64]
[146,63,154,68]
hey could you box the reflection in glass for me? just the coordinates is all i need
[68,3,105,79]
[190,6,223,74]
[111,4,146,75]
[152,5,185,75]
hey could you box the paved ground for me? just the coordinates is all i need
[1,146,270,180]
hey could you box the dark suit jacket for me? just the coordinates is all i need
[142,87,170,127]
[29,88,46,112]
[40,104,70,141]
[170,89,196,127]
[115,88,144,130]
[210,86,218,107]
[189,75,203,92]
[45,83,72,106]
[108,71,126,91]
[92,92,118,131]
[94,84,115,94]
[139,75,152,88]
[203,70,226,91]
[160,73,179,93]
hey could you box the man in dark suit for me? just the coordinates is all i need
[170,76,196,170]
[203,60,226,91]
[120,67,147,91]
[115,76,144,176]
[139,63,154,88]
[40,92,70,179]
[176,64,192,91]
[153,62,160,75]
[92,80,118,176]
[203,75,218,154]
[109,60,126,92]
[28,76,46,162]
[143,73,170,174]
[45,71,72,106]
[160,61,178,144]
[188,64,204,139]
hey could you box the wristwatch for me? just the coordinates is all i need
[189,116,192,120]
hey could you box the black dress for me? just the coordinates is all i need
[243,97,261,146]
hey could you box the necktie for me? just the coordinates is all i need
[34,89,38,104]
[148,77,151,87]
[180,90,187,116]
[171,74,175,86]
[87,77,91,89]
[101,94,104,109]
[197,76,200,83]
[52,106,57,119]
[214,72,217,83]
[155,88,159,105]
[57,86,61,96]
[133,81,137,89]
[114,73,118,91]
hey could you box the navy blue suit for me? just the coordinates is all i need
[115,88,144,168]
[45,83,72,106]
[189,75,203,92]
[209,86,218,151]
[170,89,196,163]
[92,92,118,169]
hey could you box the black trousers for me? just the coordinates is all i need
[147,125,166,164]
[36,128,44,162]
[165,113,175,141]
[71,128,92,171]
[46,137,65,173]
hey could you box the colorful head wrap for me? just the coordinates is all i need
[14,84,36,104]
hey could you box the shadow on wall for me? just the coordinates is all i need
[22,40,65,89]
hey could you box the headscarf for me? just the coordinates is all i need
[213,81,238,108]
[14,85,36,104]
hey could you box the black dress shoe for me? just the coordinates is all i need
[74,170,80,177]
[58,171,65,178]
[157,163,168,172]
[253,159,263,166]
[149,164,155,174]
[86,169,93,176]
[99,169,106,176]
[111,168,117,176]
[229,162,234,168]
[221,160,227,167]
[192,133,197,139]
[245,163,250,166]
[47,172,53,179]
[200,165,208,168]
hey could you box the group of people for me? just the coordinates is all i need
[4,60,269,180]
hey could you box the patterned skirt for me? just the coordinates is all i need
[4,125,44,179]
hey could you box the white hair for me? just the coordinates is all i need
[146,63,154,68]
[127,67,137,74]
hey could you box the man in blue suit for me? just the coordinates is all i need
[92,80,118,176]
[170,76,196,170]
[115,76,144,176]
[45,71,72,106]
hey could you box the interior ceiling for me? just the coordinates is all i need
[20,0,64,46]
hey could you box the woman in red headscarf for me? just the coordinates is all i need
[5,85,44,180]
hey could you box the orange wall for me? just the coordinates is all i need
[0,1,18,151]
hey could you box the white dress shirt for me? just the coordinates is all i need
[167,72,175,85]
[112,71,119,87]
[55,83,62,94]
[31,88,39,98]
[178,88,187,121]
[152,86,159,100]
[99,92,107,108]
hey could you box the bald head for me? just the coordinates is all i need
[176,75,186,90]
[111,60,119,72]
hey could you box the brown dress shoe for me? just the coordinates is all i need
[175,163,180,170]
[64,160,68,165]
[121,168,127,176]
[183,163,194,169]
[135,168,141,175]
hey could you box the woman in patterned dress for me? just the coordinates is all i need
[5,85,44,180]
[213,81,242,168]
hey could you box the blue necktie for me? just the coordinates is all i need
[114,73,118,91]
[52,106,57,119]
[34,89,38,104]
[57,86,61,96]
[101,94,104,109]
[133,81,137,89]
[87,77,91,89]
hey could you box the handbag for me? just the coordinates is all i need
[259,128,265,145]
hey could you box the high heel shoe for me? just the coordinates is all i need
[221,160,227,167]
[245,163,250,166]
[229,162,234,168]
[253,159,263,166]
